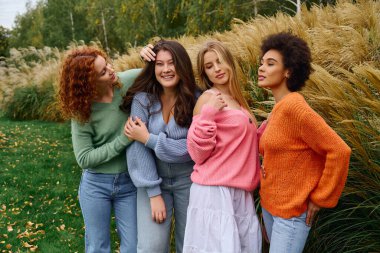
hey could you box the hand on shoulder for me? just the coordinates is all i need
[193,90,227,115]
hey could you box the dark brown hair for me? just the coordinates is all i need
[120,40,197,128]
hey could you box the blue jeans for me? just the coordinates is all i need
[79,170,137,253]
[262,207,310,253]
[137,160,193,253]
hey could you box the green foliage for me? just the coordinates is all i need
[42,0,89,48]
[4,81,62,122]
[0,26,11,57]
[6,0,338,54]
[9,1,44,49]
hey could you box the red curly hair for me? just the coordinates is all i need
[59,47,108,123]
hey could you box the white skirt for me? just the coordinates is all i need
[183,183,262,253]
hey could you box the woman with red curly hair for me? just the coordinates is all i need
[59,46,140,253]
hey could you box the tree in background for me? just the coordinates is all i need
[0,26,11,57]
[42,0,92,48]
[82,0,188,53]
[9,1,44,49]
[6,0,337,54]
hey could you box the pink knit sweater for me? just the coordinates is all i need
[187,105,260,192]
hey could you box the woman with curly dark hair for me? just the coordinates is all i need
[257,32,351,252]
[120,40,198,253]
[59,46,140,253]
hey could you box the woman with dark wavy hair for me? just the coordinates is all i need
[120,40,198,253]
[59,46,140,253]
[257,32,351,253]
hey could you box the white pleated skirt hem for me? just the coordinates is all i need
[183,183,262,253]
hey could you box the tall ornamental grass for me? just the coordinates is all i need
[0,46,63,121]
[0,0,379,252]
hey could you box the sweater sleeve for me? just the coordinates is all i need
[127,142,162,197]
[71,120,131,169]
[126,94,162,197]
[187,105,218,164]
[118,68,142,94]
[145,132,192,163]
[300,107,351,208]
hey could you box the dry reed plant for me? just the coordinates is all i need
[0,47,62,107]
[1,0,379,117]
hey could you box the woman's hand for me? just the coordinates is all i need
[306,200,321,226]
[140,44,156,62]
[124,117,150,144]
[206,92,227,111]
[150,195,166,224]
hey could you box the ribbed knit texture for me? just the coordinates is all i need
[71,69,141,174]
[259,92,351,218]
[127,92,193,197]
[187,105,261,192]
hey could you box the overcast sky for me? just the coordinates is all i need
[0,0,38,29]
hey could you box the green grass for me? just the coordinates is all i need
[0,114,177,252]
[0,114,84,252]
[1,111,378,253]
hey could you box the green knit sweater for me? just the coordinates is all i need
[71,68,141,174]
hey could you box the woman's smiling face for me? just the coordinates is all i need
[154,50,180,90]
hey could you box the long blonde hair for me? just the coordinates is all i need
[197,41,252,115]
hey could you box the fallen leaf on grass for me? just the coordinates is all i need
[23,242,41,251]
[24,201,33,207]
[30,245,38,252]
[11,208,21,215]
[22,241,33,248]
[26,221,34,228]
[17,230,30,238]
[17,229,45,238]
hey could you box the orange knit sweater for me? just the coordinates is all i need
[259,92,351,218]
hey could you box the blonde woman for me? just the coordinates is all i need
[183,41,262,253]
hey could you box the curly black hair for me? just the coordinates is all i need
[260,32,313,91]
